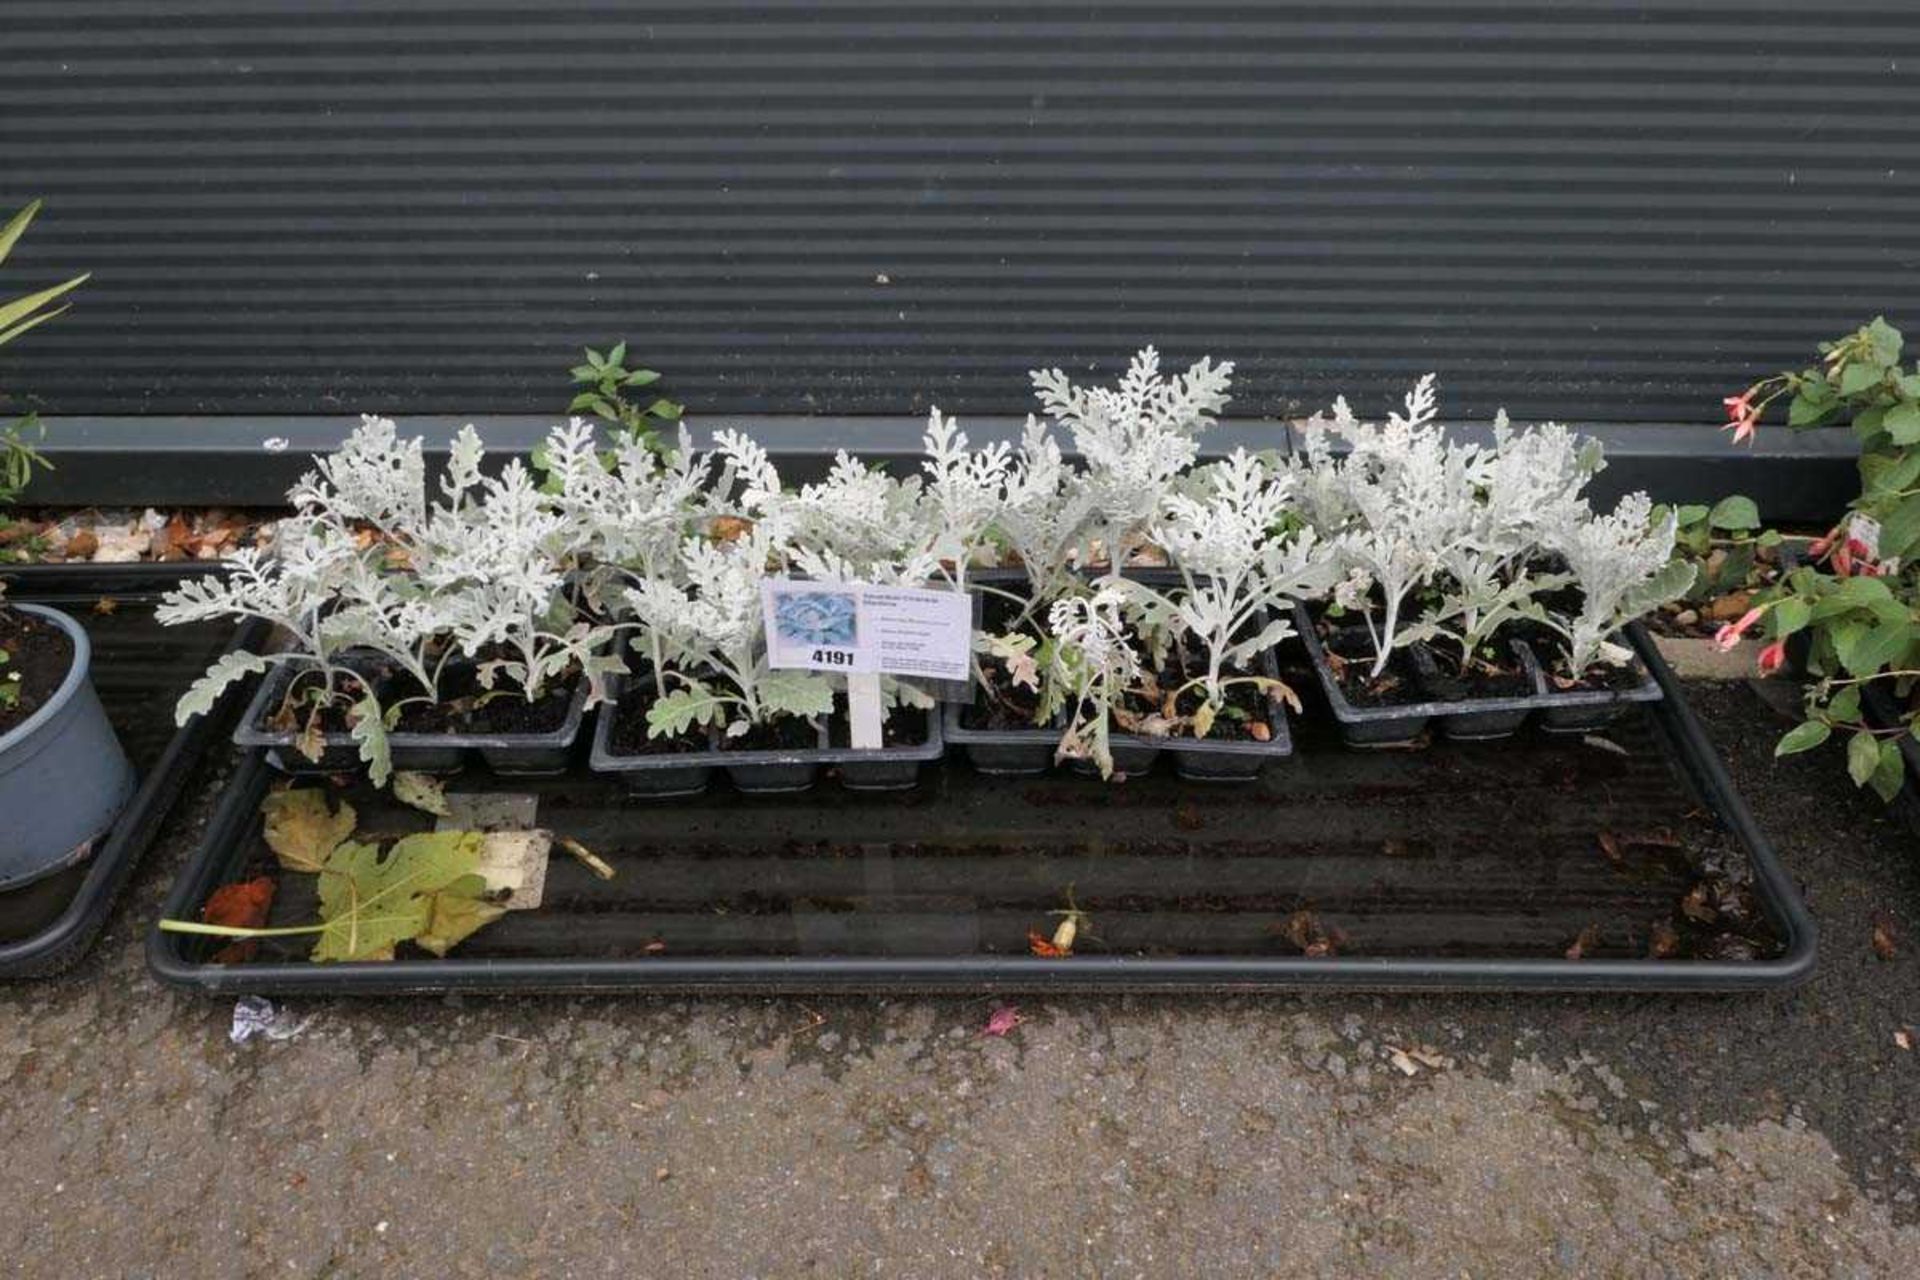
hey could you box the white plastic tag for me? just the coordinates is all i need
[762,580,971,681]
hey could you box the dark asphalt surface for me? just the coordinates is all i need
[1,678,1915,1277]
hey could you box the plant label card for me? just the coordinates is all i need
[763,580,972,681]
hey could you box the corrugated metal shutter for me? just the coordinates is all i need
[4,1,1917,423]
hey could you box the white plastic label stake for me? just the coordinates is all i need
[763,579,971,681]
[847,672,884,749]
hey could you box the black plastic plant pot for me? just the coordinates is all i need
[1296,604,1550,749]
[589,674,945,797]
[234,657,591,778]
[0,568,266,981]
[1528,650,1665,734]
[0,604,138,891]
[942,713,1057,777]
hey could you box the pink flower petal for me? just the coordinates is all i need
[983,1005,1023,1037]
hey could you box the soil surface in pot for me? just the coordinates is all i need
[1413,643,1533,702]
[721,715,820,753]
[605,685,711,758]
[827,705,930,748]
[0,608,75,736]
[1318,622,1424,709]
[387,665,576,735]
[961,659,1044,732]
[1121,651,1274,742]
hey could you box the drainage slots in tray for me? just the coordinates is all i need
[182,707,1784,970]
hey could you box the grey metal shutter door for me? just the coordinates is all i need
[4,0,1917,423]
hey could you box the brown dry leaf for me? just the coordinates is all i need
[709,515,754,544]
[1703,591,1754,622]
[1172,801,1205,832]
[64,528,99,560]
[1283,910,1343,958]
[1871,910,1898,961]
[1406,1047,1449,1070]
[1648,919,1682,959]
[1597,832,1624,867]
[1248,721,1272,743]
[155,514,194,562]
[1680,883,1717,924]
[1565,924,1602,961]
[91,596,118,616]
[203,876,277,964]
[1387,1047,1420,1077]
[261,789,357,873]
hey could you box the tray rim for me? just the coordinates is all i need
[145,622,1819,996]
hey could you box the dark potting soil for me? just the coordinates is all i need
[606,685,711,758]
[387,665,576,735]
[961,659,1044,732]
[721,715,820,753]
[1415,646,1534,702]
[1123,651,1273,742]
[827,705,930,748]
[0,608,74,736]
[1550,659,1651,695]
[1320,624,1423,709]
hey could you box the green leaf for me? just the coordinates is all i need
[1900,374,1920,400]
[1848,729,1881,786]
[1854,405,1889,439]
[0,198,44,267]
[1788,392,1835,427]
[1879,493,1920,561]
[1828,685,1862,723]
[174,650,267,724]
[0,273,90,341]
[1861,446,1920,498]
[1869,740,1908,801]
[261,788,357,874]
[645,683,729,738]
[607,340,627,368]
[1840,362,1884,396]
[1843,622,1914,679]
[1770,595,1811,636]
[1775,720,1831,756]
[1884,402,1920,444]
[624,369,661,386]
[758,670,835,720]
[1707,495,1760,531]
[1868,316,1905,367]
[313,831,487,962]
[647,398,684,421]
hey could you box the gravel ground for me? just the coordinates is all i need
[2,679,1917,1278]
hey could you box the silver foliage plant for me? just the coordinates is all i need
[159,415,613,785]
[161,352,1696,786]
[1287,377,1694,681]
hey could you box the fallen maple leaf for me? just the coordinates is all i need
[261,789,357,873]
[203,876,276,964]
[91,596,118,616]
[983,1006,1022,1037]
[64,528,99,560]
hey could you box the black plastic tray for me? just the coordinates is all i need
[149,624,1815,995]
[0,563,264,979]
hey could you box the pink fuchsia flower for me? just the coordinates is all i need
[1714,607,1766,651]
[1757,640,1787,675]
[982,1006,1023,1037]
[1722,392,1761,445]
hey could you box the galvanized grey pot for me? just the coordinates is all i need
[0,604,136,890]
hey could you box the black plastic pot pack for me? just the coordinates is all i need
[1296,603,1663,748]
[589,671,946,796]
[235,654,592,778]
[0,563,264,979]
[149,625,1814,996]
